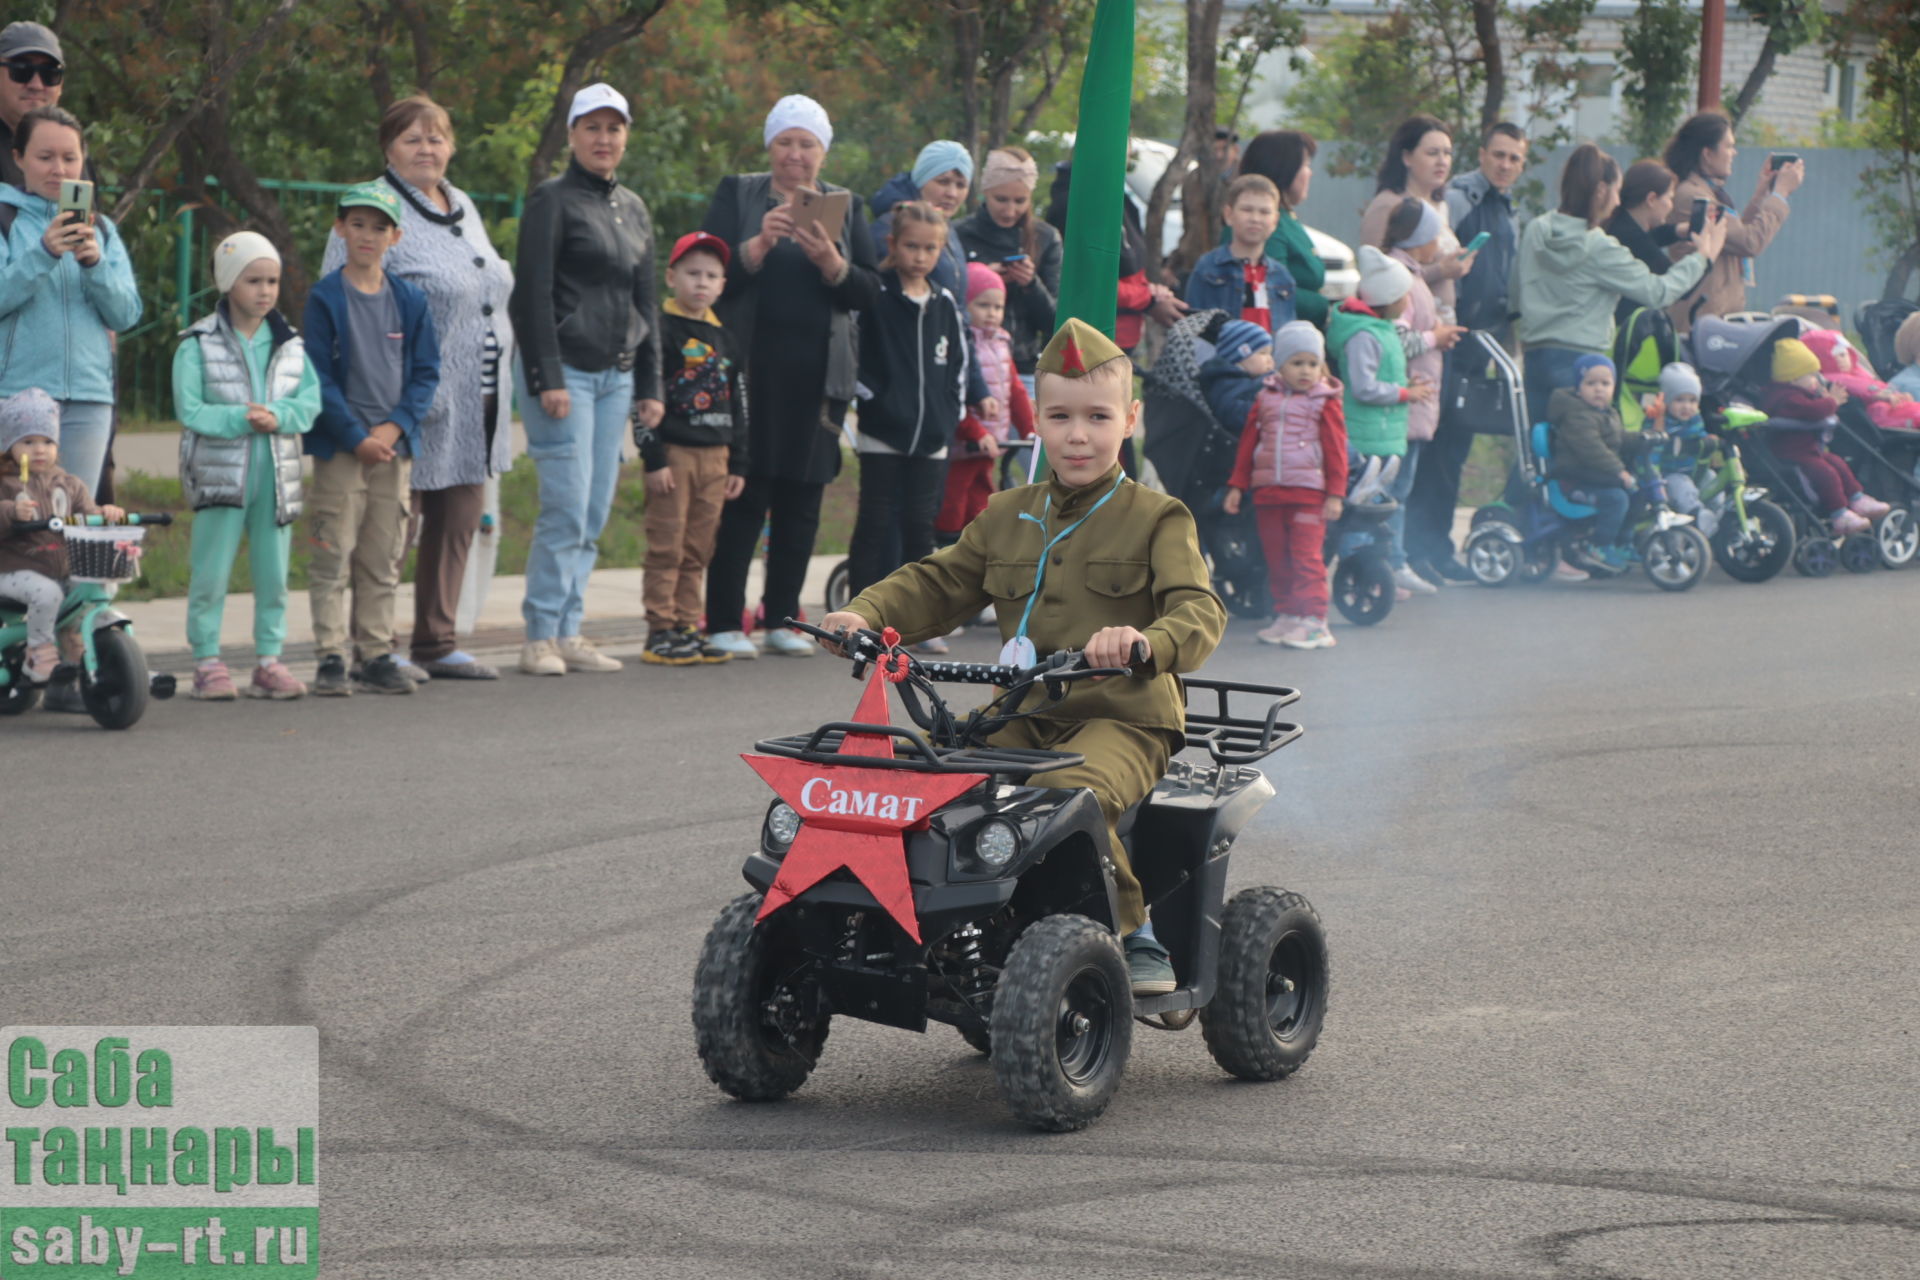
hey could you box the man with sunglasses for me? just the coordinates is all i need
[0,23,92,192]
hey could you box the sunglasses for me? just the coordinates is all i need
[4,61,63,86]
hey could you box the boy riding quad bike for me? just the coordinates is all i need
[691,621,1327,1131]
[692,318,1328,1131]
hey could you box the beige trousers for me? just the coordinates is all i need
[307,451,412,661]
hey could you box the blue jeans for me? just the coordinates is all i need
[518,359,633,640]
[1385,439,1422,569]
[1589,485,1630,546]
[56,400,113,498]
[1522,345,1588,431]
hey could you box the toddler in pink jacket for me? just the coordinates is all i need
[1801,328,1920,431]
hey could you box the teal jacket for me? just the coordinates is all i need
[1510,211,1709,355]
[0,186,143,402]
[1327,300,1408,456]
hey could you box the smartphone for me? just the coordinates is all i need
[1463,231,1491,254]
[1689,196,1709,236]
[1769,153,1799,171]
[1002,253,1028,264]
[56,178,92,226]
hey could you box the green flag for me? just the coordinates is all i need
[1055,0,1135,341]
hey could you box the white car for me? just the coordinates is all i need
[1124,137,1357,301]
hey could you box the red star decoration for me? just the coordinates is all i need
[1059,334,1087,375]
[744,663,985,943]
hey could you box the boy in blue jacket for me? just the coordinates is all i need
[1184,174,1295,330]
[302,182,440,696]
[1198,319,1273,439]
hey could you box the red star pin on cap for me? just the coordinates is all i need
[743,664,985,942]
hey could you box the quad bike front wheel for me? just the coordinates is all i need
[1876,507,1918,569]
[1711,499,1794,583]
[1641,526,1710,592]
[82,628,150,730]
[990,915,1132,1133]
[1332,552,1395,625]
[1200,887,1330,1082]
[692,893,830,1102]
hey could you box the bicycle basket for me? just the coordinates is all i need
[64,524,146,583]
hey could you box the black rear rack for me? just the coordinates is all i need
[753,722,1085,776]
[1181,677,1302,765]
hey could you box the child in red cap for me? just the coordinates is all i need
[636,231,750,665]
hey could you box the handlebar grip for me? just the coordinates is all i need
[1128,639,1150,669]
[916,661,1019,688]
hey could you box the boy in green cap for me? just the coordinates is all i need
[819,316,1227,994]
[303,181,441,696]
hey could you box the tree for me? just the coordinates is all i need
[1845,0,1920,298]
[1727,0,1827,125]
[1617,0,1697,159]
[1143,0,1222,280]
[525,2,676,187]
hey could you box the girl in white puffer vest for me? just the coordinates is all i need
[1223,322,1349,651]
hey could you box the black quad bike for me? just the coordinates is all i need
[692,619,1327,1132]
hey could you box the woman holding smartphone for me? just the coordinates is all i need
[955,147,1061,385]
[1660,110,1803,333]
[0,105,140,496]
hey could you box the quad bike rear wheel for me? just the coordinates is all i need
[1874,509,1916,569]
[990,915,1132,1133]
[1711,499,1794,583]
[82,628,150,730]
[1332,552,1396,625]
[692,893,831,1101]
[1200,887,1330,1081]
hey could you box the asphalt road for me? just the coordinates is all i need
[6,567,1919,1279]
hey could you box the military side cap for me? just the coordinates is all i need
[336,180,403,225]
[1037,316,1126,378]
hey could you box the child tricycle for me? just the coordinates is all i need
[0,513,176,729]
[692,618,1327,1132]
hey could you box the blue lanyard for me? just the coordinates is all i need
[1012,476,1125,640]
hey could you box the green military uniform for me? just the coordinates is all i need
[846,453,1227,933]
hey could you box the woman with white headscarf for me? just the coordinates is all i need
[699,93,881,658]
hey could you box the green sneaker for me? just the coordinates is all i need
[1125,934,1176,995]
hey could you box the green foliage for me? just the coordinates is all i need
[1844,1,1920,296]
[1617,0,1696,159]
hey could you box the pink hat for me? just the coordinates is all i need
[1799,328,1854,375]
[965,262,1005,303]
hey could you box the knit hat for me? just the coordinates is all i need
[211,231,281,293]
[1393,201,1444,250]
[965,262,1005,303]
[0,388,59,454]
[1657,361,1702,400]
[1771,337,1819,383]
[1216,319,1273,363]
[1271,320,1324,367]
[1799,328,1854,375]
[1355,246,1413,308]
[1572,353,1615,384]
[979,148,1039,195]
[764,94,833,150]
[911,140,973,191]
[336,180,403,226]
[567,82,631,127]
[1895,311,1920,369]
[1036,317,1126,378]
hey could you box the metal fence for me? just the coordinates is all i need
[1295,144,1897,331]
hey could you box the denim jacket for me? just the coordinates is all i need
[1183,245,1296,328]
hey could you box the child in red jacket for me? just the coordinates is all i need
[936,264,1034,541]
[1224,321,1348,650]
[1761,337,1890,537]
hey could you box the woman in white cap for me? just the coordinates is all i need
[323,95,517,682]
[508,82,664,678]
[698,93,881,658]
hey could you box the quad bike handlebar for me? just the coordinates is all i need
[783,618,1148,687]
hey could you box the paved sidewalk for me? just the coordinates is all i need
[125,555,844,670]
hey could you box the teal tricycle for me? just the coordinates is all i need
[0,512,175,729]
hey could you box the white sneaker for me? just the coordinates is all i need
[706,630,760,659]
[762,627,815,657]
[556,635,623,672]
[519,638,566,676]
[1392,565,1437,595]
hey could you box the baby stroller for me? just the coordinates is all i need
[1690,314,1908,576]
[1463,335,1709,591]
[1141,309,1272,619]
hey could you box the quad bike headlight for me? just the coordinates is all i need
[764,802,801,851]
[972,819,1020,869]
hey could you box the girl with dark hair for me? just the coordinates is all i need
[1512,144,1725,428]
[1359,116,1474,320]
[1235,130,1327,325]
[1604,160,1699,325]
[1658,110,1803,333]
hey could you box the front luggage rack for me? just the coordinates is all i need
[1180,677,1303,765]
[754,723,1085,776]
